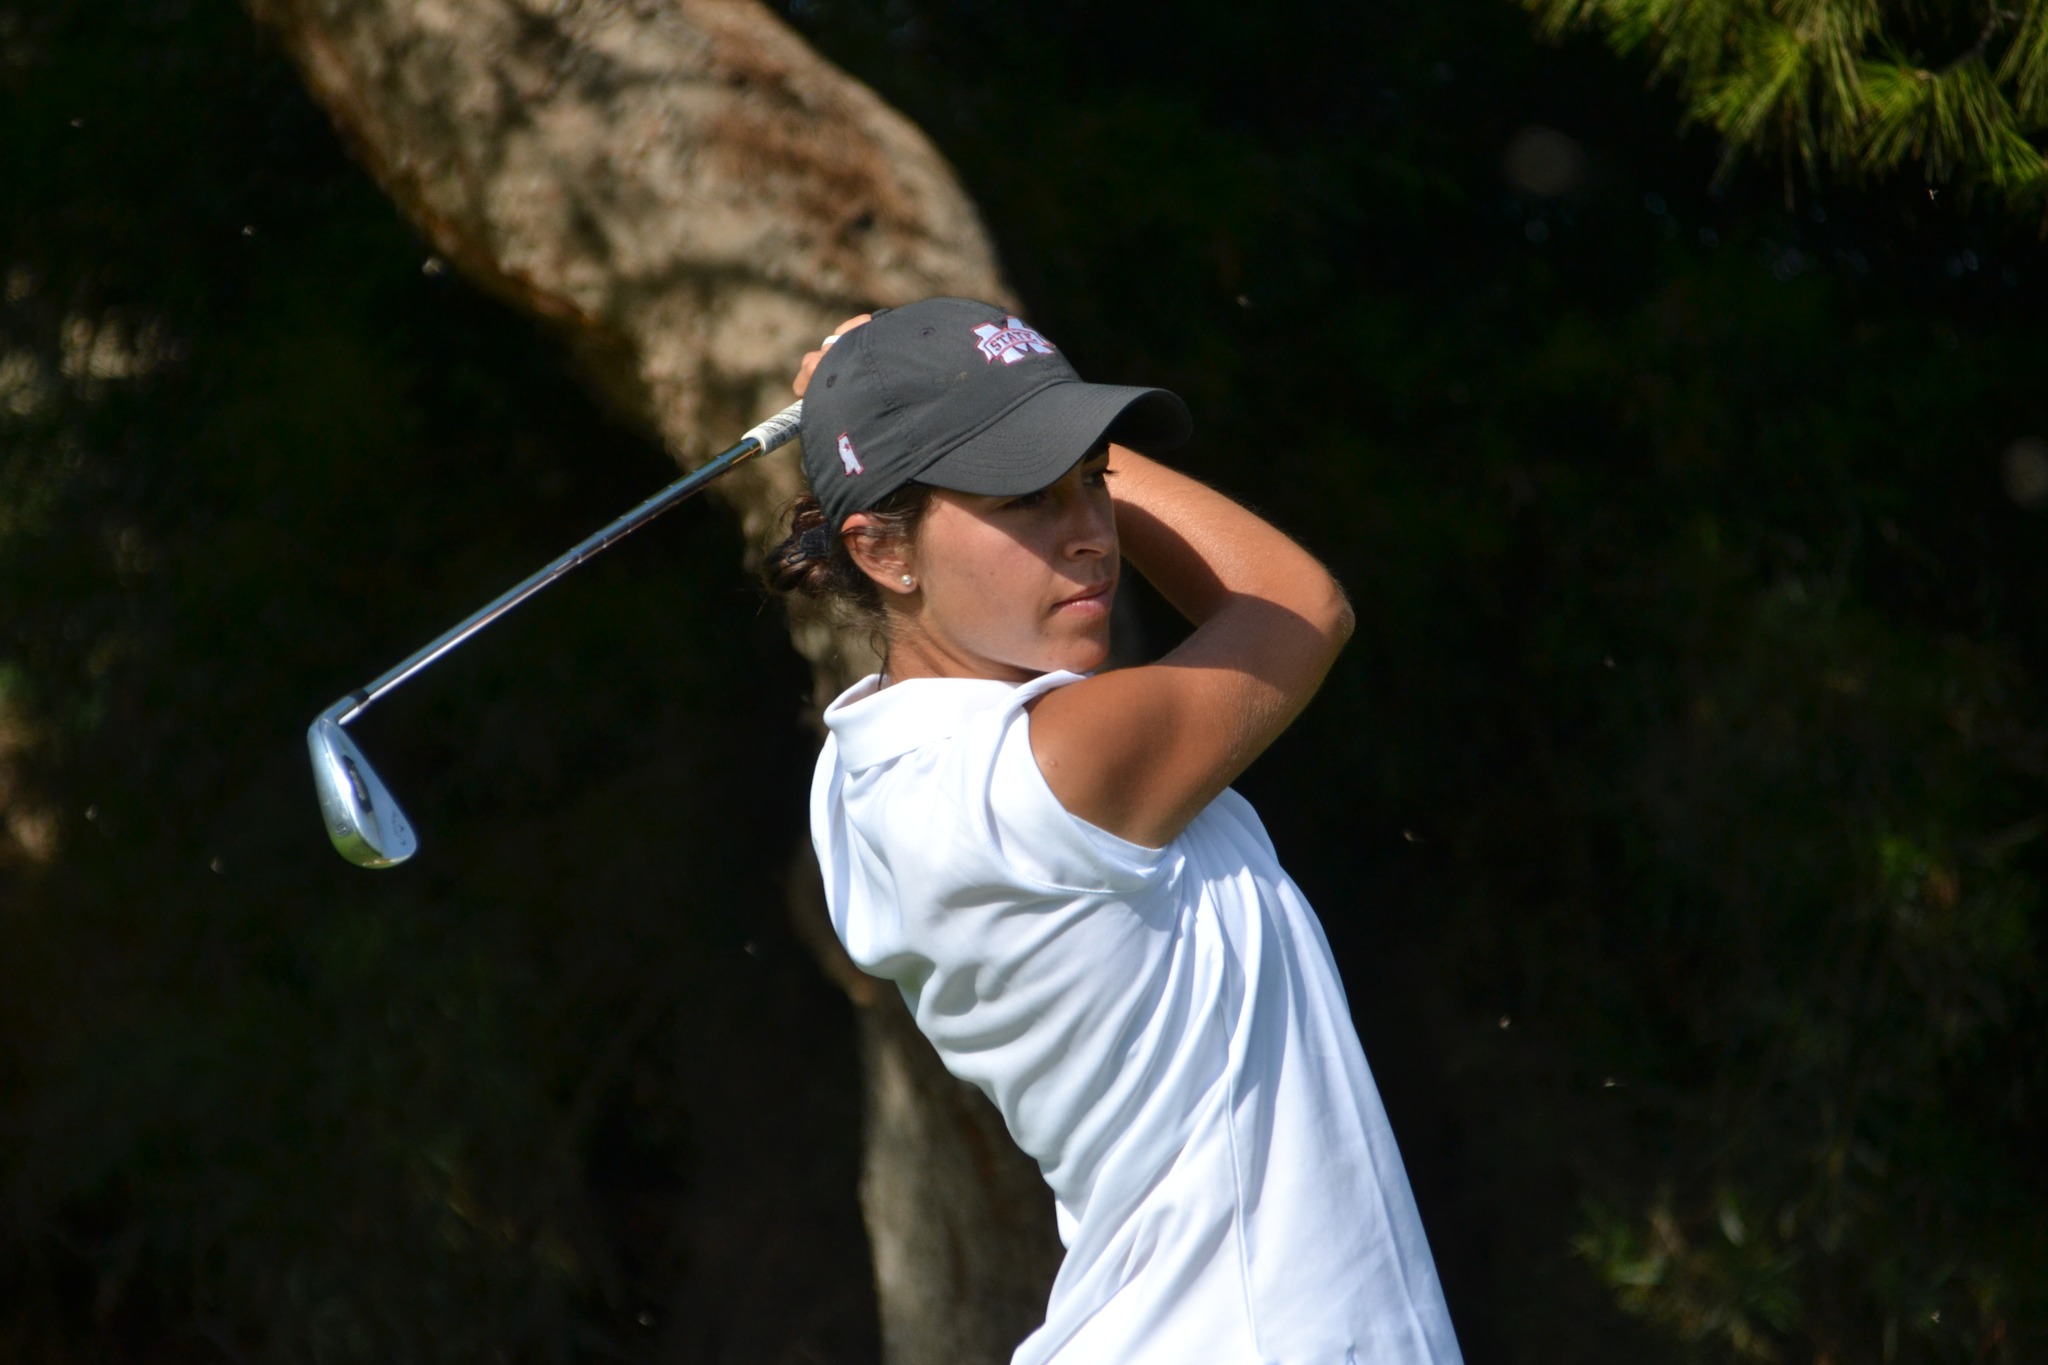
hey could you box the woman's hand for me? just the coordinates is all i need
[793,314,873,396]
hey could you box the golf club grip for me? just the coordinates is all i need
[741,400,803,456]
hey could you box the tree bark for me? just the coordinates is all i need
[237,0,1061,1357]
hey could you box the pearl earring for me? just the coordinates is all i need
[899,573,915,588]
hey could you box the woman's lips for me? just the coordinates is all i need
[1052,581,1114,615]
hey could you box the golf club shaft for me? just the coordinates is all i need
[323,400,803,728]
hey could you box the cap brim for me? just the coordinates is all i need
[912,381,1192,497]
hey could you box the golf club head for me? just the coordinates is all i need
[307,718,417,867]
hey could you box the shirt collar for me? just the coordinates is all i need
[822,671,1082,769]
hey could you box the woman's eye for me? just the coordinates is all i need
[1005,491,1047,510]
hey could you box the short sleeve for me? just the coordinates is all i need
[967,671,1176,895]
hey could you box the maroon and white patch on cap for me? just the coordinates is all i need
[972,316,1056,365]
[837,432,864,476]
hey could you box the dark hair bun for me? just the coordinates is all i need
[763,484,934,624]
[765,494,862,601]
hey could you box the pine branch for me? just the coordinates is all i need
[1519,0,2048,217]
[1702,17,1817,163]
[1856,56,2020,178]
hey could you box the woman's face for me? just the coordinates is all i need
[873,446,1119,683]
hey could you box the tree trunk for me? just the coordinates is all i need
[236,0,1061,1357]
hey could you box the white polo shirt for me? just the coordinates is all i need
[812,670,1462,1365]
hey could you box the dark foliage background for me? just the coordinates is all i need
[3,0,2043,1361]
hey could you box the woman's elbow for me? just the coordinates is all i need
[1321,579,1356,653]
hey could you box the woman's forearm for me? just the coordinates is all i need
[1111,448,1354,644]
[1022,445,1354,844]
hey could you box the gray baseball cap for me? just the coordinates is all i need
[798,297,1192,537]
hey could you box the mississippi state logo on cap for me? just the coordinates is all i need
[973,316,1056,365]
[797,297,1190,542]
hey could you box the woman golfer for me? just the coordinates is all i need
[772,298,1462,1365]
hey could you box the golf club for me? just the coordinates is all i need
[309,399,804,867]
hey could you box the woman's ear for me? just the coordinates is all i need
[839,512,918,595]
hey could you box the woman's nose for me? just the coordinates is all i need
[1063,492,1115,558]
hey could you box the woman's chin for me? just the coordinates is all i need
[1048,634,1112,677]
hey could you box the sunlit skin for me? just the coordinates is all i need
[842,447,1121,683]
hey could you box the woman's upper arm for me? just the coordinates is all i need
[1026,585,1353,849]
